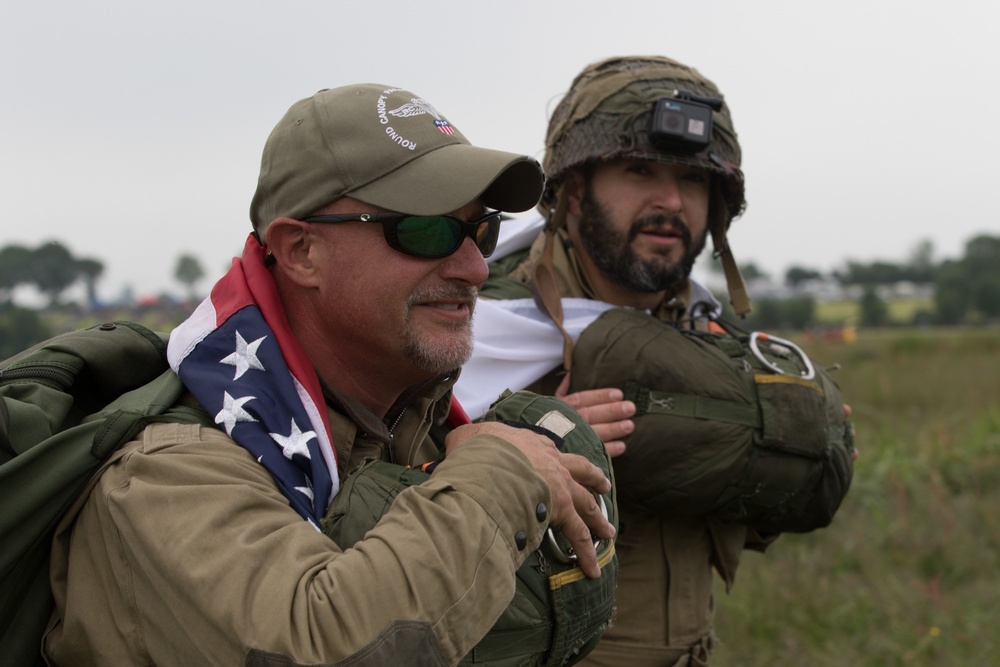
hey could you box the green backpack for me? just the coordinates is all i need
[2,324,616,666]
[0,321,209,667]
[322,390,619,667]
[569,308,854,534]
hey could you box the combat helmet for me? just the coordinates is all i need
[539,55,751,315]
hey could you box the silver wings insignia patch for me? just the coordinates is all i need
[388,98,442,120]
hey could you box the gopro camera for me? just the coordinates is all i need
[649,90,723,151]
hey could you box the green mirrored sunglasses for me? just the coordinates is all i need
[301,210,502,259]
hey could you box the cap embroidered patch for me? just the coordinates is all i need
[376,91,454,149]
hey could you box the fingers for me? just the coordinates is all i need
[555,377,636,456]
[554,502,603,578]
[590,420,632,458]
[559,386,629,415]
[576,401,633,457]
[559,451,611,495]
[547,452,614,578]
[604,440,627,458]
[446,421,615,579]
[577,399,636,432]
[556,374,626,415]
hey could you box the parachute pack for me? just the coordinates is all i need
[323,390,619,667]
[569,307,854,534]
[0,321,211,667]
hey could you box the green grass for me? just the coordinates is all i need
[814,298,935,325]
[813,299,860,324]
[712,327,1000,666]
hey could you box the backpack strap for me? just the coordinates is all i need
[89,370,210,457]
[624,381,761,428]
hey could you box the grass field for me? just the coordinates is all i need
[711,327,1000,666]
[814,298,935,326]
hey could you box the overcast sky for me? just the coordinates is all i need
[2,0,997,301]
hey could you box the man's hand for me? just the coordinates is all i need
[555,374,635,458]
[445,422,614,579]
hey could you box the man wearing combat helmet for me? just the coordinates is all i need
[456,56,771,666]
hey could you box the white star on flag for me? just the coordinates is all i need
[271,419,316,461]
[220,331,267,380]
[216,392,257,435]
[295,475,315,502]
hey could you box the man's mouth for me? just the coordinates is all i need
[643,227,681,238]
[632,216,691,249]
[414,299,471,312]
[636,226,685,247]
[408,286,479,320]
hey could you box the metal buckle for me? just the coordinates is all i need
[545,494,609,564]
[748,332,816,381]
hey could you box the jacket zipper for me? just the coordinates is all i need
[382,372,452,466]
[0,363,75,390]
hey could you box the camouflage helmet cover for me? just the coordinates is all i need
[541,56,746,228]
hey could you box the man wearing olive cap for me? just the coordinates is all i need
[42,84,614,666]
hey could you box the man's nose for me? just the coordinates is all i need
[650,173,683,214]
[439,236,490,285]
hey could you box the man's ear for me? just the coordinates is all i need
[564,169,586,218]
[263,218,320,286]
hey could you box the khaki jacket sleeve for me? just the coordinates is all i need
[44,422,550,666]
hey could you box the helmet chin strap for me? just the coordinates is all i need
[532,183,577,372]
[710,223,751,317]
[704,169,751,317]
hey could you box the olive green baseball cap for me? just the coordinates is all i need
[250,83,545,242]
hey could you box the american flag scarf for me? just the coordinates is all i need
[167,234,339,527]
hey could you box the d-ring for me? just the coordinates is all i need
[545,494,609,564]
[749,332,816,381]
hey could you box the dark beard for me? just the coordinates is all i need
[577,187,706,295]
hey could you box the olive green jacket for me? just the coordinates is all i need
[42,374,551,666]
[483,229,774,667]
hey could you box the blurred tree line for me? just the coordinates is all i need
[2,234,999,358]
[0,241,206,358]
[715,235,1000,330]
[0,242,104,358]
[0,242,104,307]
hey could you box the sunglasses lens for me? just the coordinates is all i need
[393,214,501,258]
[395,216,463,257]
[475,216,500,257]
